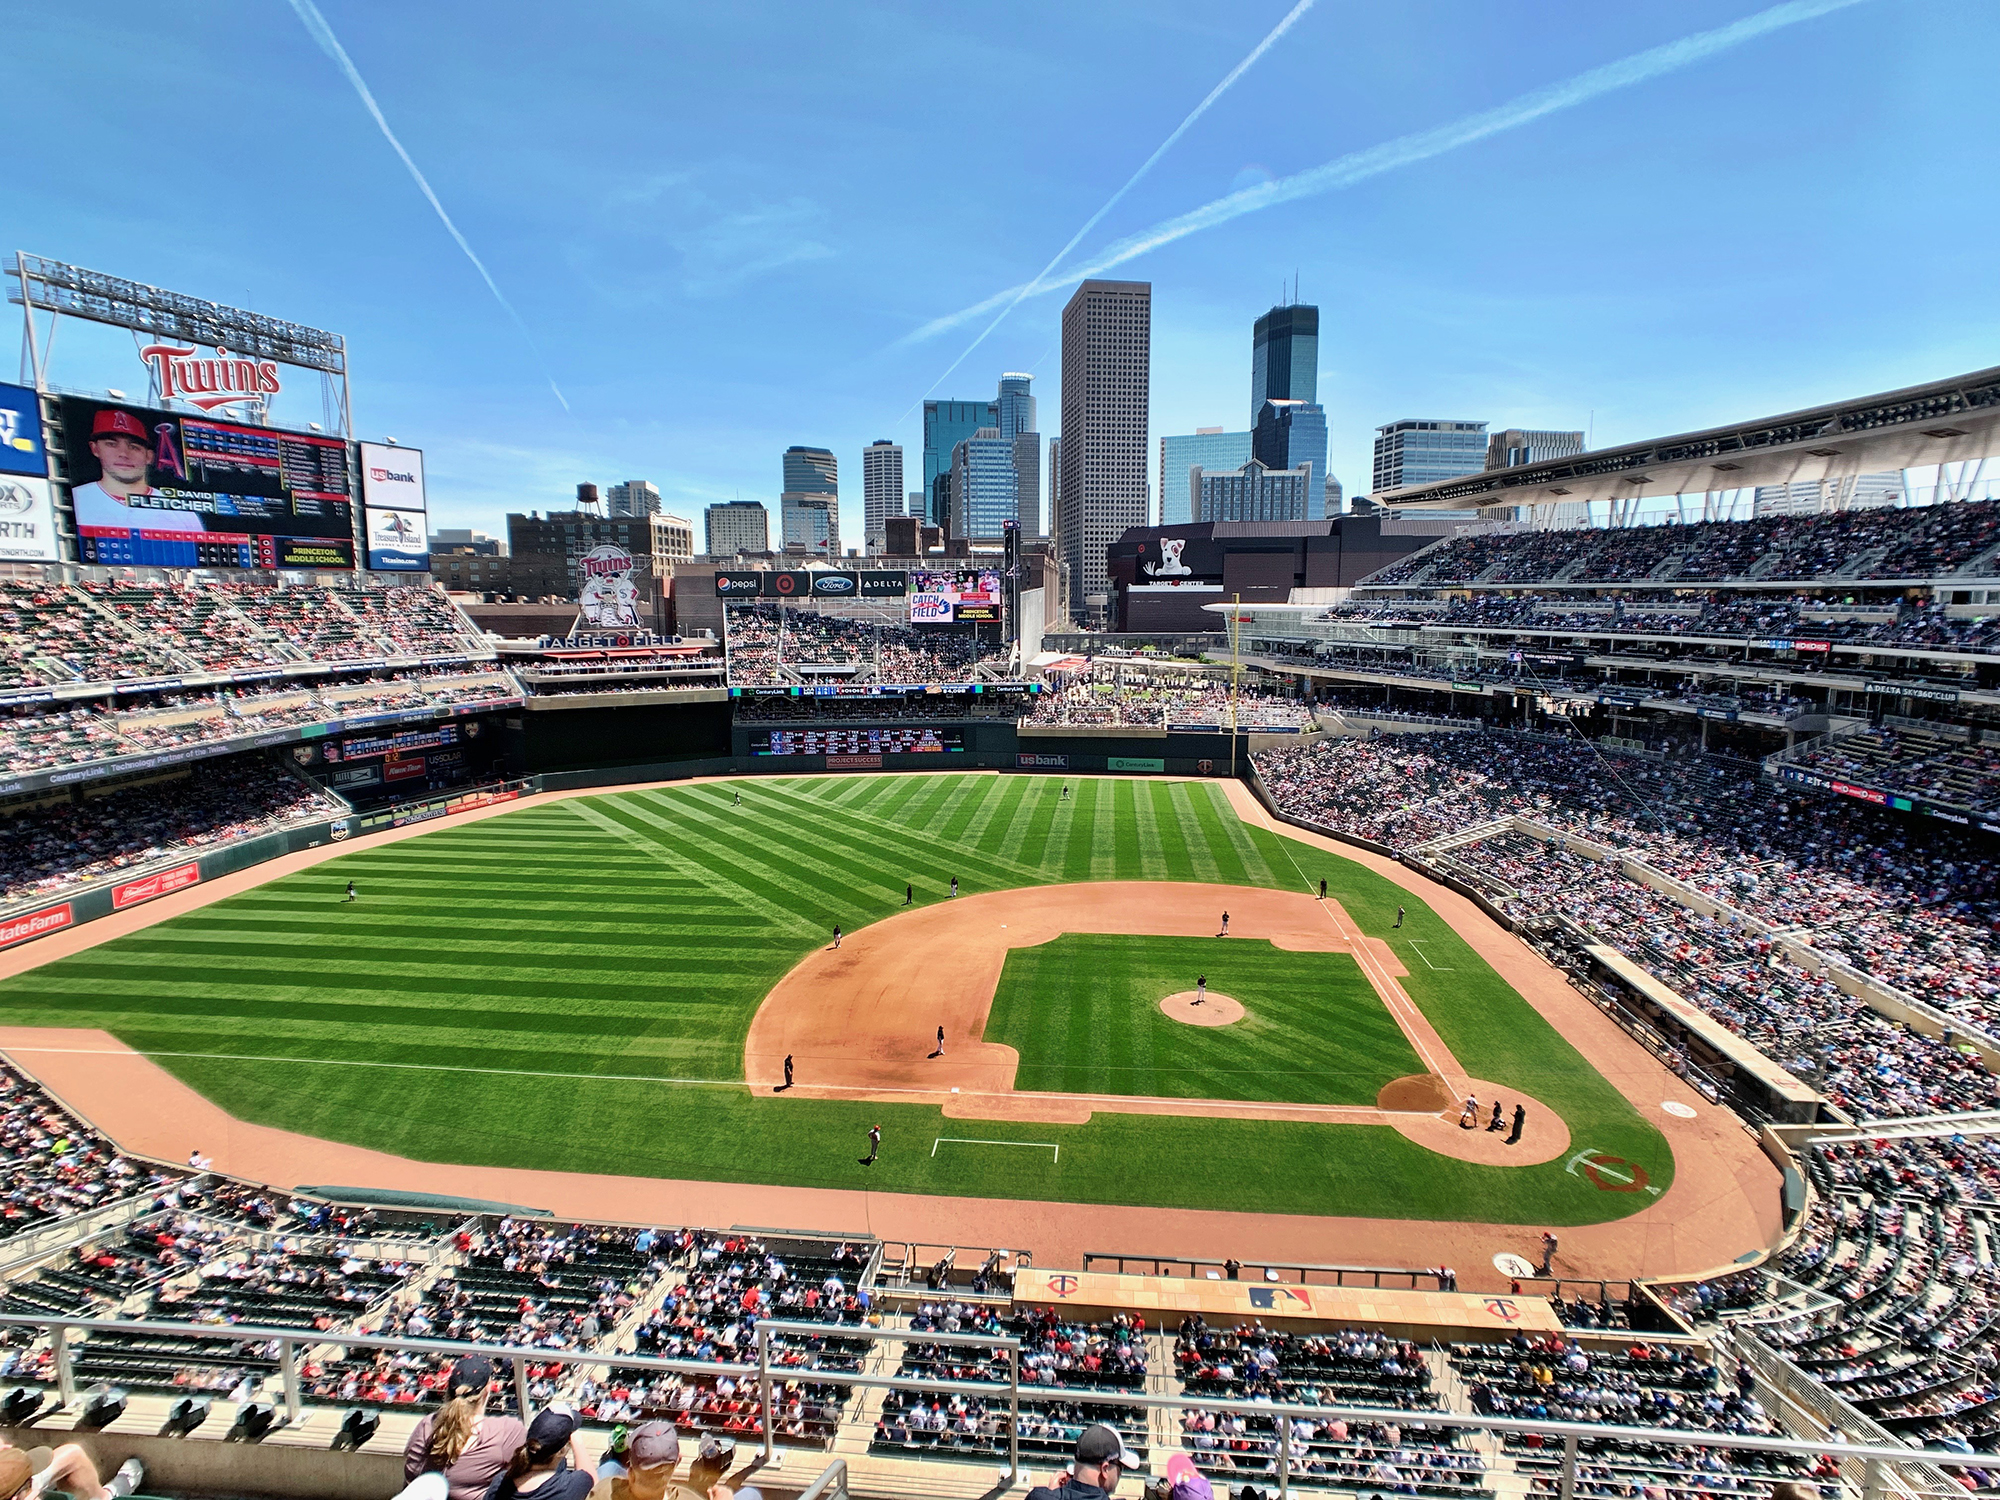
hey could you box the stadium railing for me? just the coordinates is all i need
[0,1310,1983,1500]
[1080,1253,1450,1290]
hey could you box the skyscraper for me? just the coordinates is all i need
[861,440,903,551]
[780,493,839,554]
[1058,279,1150,619]
[995,373,1036,440]
[996,373,1041,535]
[1372,420,1489,492]
[923,399,997,527]
[605,480,662,517]
[1252,400,1326,493]
[1252,304,1318,425]
[704,500,769,555]
[782,446,838,496]
[948,428,1019,540]
[907,491,927,520]
[1046,437,1060,544]
[1159,427,1253,525]
[1191,459,1313,522]
[1485,429,1586,470]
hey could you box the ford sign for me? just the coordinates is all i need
[811,573,858,595]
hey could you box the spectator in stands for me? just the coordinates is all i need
[1026,1422,1145,1499]
[589,1421,695,1500]
[0,1444,143,1500]
[406,1356,528,1500]
[488,1404,592,1500]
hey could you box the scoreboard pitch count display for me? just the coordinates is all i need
[750,727,965,756]
[60,394,356,570]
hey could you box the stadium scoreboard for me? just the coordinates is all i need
[61,394,357,569]
[750,727,965,756]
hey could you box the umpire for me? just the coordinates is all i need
[1026,1423,1145,1498]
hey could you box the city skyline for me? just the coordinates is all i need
[2,1,1995,548]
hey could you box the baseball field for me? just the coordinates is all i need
[0,773,1676,1226]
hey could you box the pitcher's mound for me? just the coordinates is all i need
[1377,1072,1454,1112]
[1160,991,1244,1027]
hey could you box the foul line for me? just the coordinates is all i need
[932,1136,1060,1162]
[1406,941,1456,972]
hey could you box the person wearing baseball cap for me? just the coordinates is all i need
[405,1356,527,1500]
[71,407,204,538]
[590,1421,700,1500]
[1160,1454,1214,1500]
[486,1403,590,1500]
[1025,1422,1146,1498]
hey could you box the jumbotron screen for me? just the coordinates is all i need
[60,395,356,569]
[750,727,965,756]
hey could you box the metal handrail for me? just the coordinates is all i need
[0,1309,1985,1499]
[1081,1253,1448,1289]
[794,1458,848,1500]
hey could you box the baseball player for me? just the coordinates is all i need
[345,880,356,902]
[70,409,204,535]
[934,1024,945,1057]
[1319,878,1327,900]
[1219,910,1229,936]
[831,926,841,949]
[1194,973,1206,1006]
[782,1055,794,1091]
[903,883,913,906]
[950,876,959,897]
[862,1124,881,1166]
[1395,905,1405,928]
[1458,1094,1478,1129]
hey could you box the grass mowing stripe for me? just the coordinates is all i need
[0,774,1672,1224]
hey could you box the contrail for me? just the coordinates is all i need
[900,0,1320,414]
[911,0,1872,338]
[285,0,570,412]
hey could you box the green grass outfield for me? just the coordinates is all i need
[985,934,1422,1105]
[0,774,1672,1223]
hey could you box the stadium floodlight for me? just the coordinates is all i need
[7,254,346,374]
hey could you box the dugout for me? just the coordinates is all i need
[1583,945,1823,1125]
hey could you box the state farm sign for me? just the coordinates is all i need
[0,903,73,949]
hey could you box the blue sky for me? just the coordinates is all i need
[3,0,1995,543]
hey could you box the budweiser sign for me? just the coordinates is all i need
[0,902,73,949]
[111,861,202,910]
[139,343,282,411]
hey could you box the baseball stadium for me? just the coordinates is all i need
[4,279,2000,1500]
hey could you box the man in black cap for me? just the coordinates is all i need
[1025,1422,1144,1499]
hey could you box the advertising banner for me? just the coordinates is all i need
[766,570,813,598]
[752,727,965,755]
[825,753,884,769]
[383,752,427,783]
[1017,753,1069,769]
[359,442,428,571]
[364,507,430,572]
[110,861,201,910]
[714,571,766,597]
[1867,680,1959,703]
[0,902,73,949]
[0,382,49,477]
[809,571,859,597]
[857,571,909,597]
[0,476,61,563]
[59,394,355,569]
[909,568,1002,624]
[1108,756,1167,773]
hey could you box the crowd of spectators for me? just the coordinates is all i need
[1256,731,2000,1071]
[0,668,518,777]
[1024,667,1314,729]
[1790,725,2000,814]
[725,605,1004,685]
[1366,501,2000,589]
[0,1061,168,1244]
[1313,588,2000,658]
[2,759,347,905]
[1,577,488,692]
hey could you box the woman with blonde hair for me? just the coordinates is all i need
[404,1357,526,1500]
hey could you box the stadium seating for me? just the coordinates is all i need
[0,578,487,692]
[0,1061,172,1244]
[1255,732,2000,1116]
[1364,500,2000,588]
[725,605,1005,685]
[1024,668,1314,729]
[1,758,348,905]
[0,668,519,777]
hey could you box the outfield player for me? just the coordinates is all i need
[950,876,958,897]
[861,1124,881,1166]
[345,880,357,902]
[733,788,741,806]
[1395,905,1405,928]
[903,883,913,906]
[831,926,841,949]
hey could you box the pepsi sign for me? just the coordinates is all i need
[714,571,765,596]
